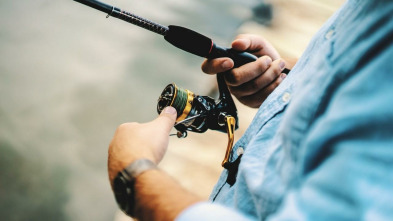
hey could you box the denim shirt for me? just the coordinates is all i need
[177,0,393,220]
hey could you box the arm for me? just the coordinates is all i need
[107,107,202,220]
[133,170,201,220]
[201,34,297,108]
[108,107,254,221]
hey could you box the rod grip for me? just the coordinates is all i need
[208,44,290,74]
[208,44,257,68]
[164,25,290,73]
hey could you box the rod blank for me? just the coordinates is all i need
[73,0,169,35]
[74,0,113,14]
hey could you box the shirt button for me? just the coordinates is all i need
[236,147,244,156]
[282,92,291,103]
[325,29,335,39]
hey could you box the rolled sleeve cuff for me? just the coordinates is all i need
[176,202,253,221]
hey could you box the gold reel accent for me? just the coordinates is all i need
[221,116,236,167]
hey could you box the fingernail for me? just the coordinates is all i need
[222,60,232,69]
[279,60,286,70]
[281,73,287,79]
[164,106,177,114]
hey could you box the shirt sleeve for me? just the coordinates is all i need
[267,33,393,220]
[176,202,253,221]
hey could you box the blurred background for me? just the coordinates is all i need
[0,0,343,220]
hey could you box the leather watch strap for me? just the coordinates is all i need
[123,158,157,179]
[114,158,157,217]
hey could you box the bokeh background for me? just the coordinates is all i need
[0,0,343,220]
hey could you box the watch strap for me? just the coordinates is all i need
[122,158,157,179]
[114,158,157,217]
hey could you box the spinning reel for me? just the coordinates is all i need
[157,74,238,166]
[157,74,238,137]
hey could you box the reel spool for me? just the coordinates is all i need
[157,83,209,137]
[157,74,239,139]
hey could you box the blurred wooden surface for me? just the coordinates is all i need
[116,0,345,219]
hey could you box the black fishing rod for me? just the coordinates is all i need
[73,0,291,72]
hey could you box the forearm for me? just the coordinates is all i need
[134,169,202,221]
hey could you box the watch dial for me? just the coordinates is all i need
[113,175,133,216]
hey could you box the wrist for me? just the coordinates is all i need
[115,148,157,171]
[133,169,202,221]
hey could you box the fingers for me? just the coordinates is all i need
[237,73,287,108]
[232,34,280,60]
[231,35,261,52]
[154,106,177,134]
[200,34,284,108]
[227,58,286,107]
[225,56,280,88]
[202,34,280,76]
[201,57,234,74]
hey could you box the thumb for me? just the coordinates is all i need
[154,106,177,134]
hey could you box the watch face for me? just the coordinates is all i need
[113,174,134,216]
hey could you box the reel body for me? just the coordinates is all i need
[157,74,238,137]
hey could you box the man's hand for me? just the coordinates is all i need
[201,34,288,108]
[107,107,177,187]
[107,107,202,220]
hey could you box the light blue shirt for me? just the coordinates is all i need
[177,0,393,220]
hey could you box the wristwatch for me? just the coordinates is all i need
[113,158,157,217]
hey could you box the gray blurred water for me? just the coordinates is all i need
[0,0,259,220]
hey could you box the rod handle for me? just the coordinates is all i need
[208,44,257,68]
[209,44,290,74]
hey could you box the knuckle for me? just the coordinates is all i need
[273,63,282,75]
[263,55,272,65]
[201,61,211,74]
[272,81,280,89]
[233,73,242,85]
[269,81,277,91]
[258,73,274,87]
[225,72,241,86]
[268,73,276,83]
[118,122,137,131]
[228,86,241,98]
[249,80,260,92]
[257,58,268,71]
[274,78,282,87]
